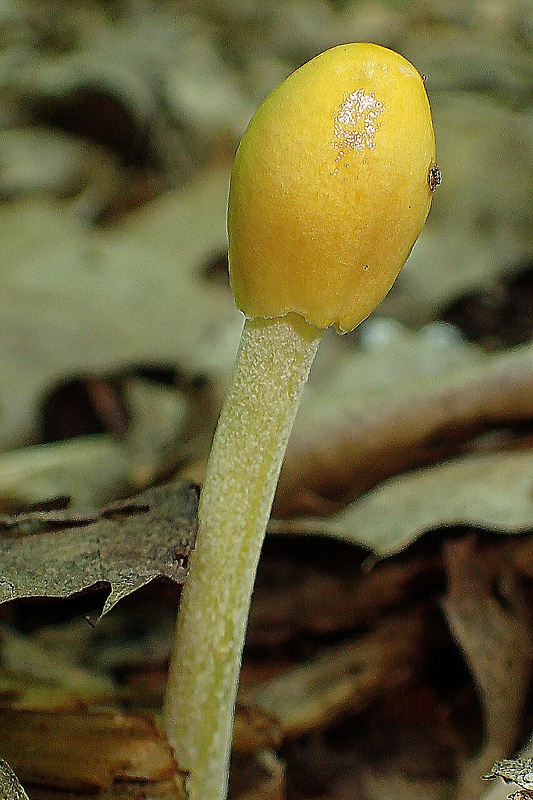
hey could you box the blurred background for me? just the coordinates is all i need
[0,4,533,800]
[0,0,531,508]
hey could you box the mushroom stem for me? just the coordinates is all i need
[164,312,321,800]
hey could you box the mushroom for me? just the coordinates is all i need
[163,42,438,800]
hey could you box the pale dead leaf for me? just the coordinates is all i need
[480,737,533,800]
[381,25,533,324]
[0,128,120,205]
[484,757,533,798]
[277,329,533,516]
[307,449,533,556]
[123,377,190,487]
[1,623,115,703]
[383,92,533,325]
[0,482,198,616]
[13,10,251,153]
[0,169,236,449]
[0,435,130,510]
[443,537,533,800]
[1,4,532,472]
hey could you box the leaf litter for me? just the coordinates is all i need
[0,481,198,617]
[0,706,185,794]
[277,328,533,516]
[443,537,533,800]
[0,2,532,799]
[280,448,533,556]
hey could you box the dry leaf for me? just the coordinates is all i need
[233,704,283,755]
[122,378,190,487]
[278,330,533,516]
[243,611,427,739]
[1,2,532,467]
[0,169,235,450]
[0,623,115,704]
[0,482,198,616]
[307,449,533,556]
[0,705,274,800]
[13,9,251,155]
[232,749,285,800]
[0,707,180,791]
[0,128,120,205]
[0,436,131,510]
[484,758,533,799]
[383,91,533,325]
[443,537,533,800]
[27,781,186,800]
[355,771,450,800]
[250,538,439,646]
[480,738,533,800]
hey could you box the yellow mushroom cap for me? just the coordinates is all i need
[228,43,438,333]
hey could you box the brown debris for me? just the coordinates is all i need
[0,707,180,792]
[233,704,283,754]
[231,750,285,800]
[442,536,533,799]
[250,540,440,645]
[26,778,186,800]
[243,610,429,739]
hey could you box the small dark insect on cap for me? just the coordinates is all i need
[428,164,441,192]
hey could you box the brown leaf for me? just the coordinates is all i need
[0,705,274,799]
[442,537,533,800]
[26,781,186,800]
[233,704,283,754]
[231,750,285,800]
[242,610,428,739]
[0,707,179,791]
[250,537,439,646]
[0,482,198,616]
